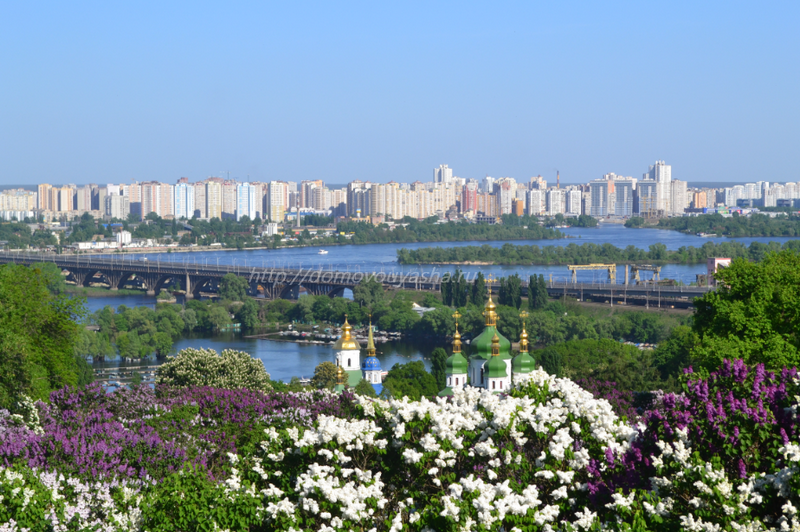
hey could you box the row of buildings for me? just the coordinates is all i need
[8,161,800,224]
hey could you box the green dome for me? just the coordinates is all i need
[485,355,508,379]
[512,351,536,374]
[471,326,511,360]
[446,352,469,374]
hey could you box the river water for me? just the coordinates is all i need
[86,224,799,381]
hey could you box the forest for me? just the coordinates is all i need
[397,239,800,265]
[626,212,800,236]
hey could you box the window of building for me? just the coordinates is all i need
[492,381,495,390]
[455,378,459,386]
[347,358,351,367]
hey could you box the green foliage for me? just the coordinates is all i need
[141,464,265,532]
[397,239,800,265]
[235,299,260,333]
[381,360,438,400]
[311,361,338,390]
[0,264,85,408]
[498,274,522,309]
[352,277,384,309]
[342,217,563,247]
[471,271,487,304]
[645,211,800,237]
[538,346,562,376]
[218,273,249,301]
[353,378,378,397]
[529,273,548,309]
[692,250,800,370]
[0,220,57,249]
[539,338,669,392]
[155,348,272,391]
[430,347,448,390]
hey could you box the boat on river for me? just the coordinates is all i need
[318,249,328,254]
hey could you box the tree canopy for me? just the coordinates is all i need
[0,264,86,408]
[692,250,800,370]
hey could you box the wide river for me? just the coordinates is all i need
[87,224,799,381]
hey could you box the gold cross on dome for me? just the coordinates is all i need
[452,310,461,324]
[519,310,529,320]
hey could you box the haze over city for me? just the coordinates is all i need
[2,1,798,186]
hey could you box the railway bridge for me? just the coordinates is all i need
[0,253,714,308]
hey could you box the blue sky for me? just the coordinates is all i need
[1,1,798,185]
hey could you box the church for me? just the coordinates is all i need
[331,289,535,396]
[438,290,535,396]
[332,316,382,394]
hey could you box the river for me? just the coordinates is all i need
[86,224,799,381]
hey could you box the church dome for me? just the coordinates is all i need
[446,352,469,374]
[471,326,511,360]
[333,317,361,351]
[362,356,381,371]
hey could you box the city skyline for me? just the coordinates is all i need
[1,3,798,186]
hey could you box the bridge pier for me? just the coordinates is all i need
[184,273,193,299]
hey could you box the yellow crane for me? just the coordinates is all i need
[630,264,661,283]
[567,264,616,284]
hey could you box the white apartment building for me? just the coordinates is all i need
[174,182,195,219]
[565,189,582,216]
[670,180,688,215]
[433,164,453,184]
[546,189,564,215]
[236,182,257,221]
[527,189,545,215]
[643,161,672,214]
[105,194,130,220]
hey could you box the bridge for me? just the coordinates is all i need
[0,252,714,308]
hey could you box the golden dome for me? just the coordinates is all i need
[333,316,362,351]
[483,296,498,326]
[519,327,529,353]
[336,364,345,384]
[453,326,462,354]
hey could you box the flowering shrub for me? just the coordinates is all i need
[156,347,273,392]
[0,359,797,531]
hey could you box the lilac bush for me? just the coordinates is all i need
[0,359,798,531]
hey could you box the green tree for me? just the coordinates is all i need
[472,271,487,304]
[353,378,378,397]
[0,264,85,408]
[430,347,448,390]
[152,332,174,360]
[218,273,249,301]
[311,361,338,390]
[235,299,260,333]
[692,250,800,370]
[207,306,232,330]
[353,277,385,309]
[529,274,548,310]
[381,361,438,400]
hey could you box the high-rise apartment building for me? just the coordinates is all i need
[105,194,130,219]
[433,164,453,184]
[236,182,257,221]
[206,180,223,219]
[221,182,237,219]
[37,184,52,211]
[347,181,371,217]
[635,180,659,216]
[670,180,688,215]
[527,189,545,215]
[268,181,288,222]
[565,189,582,216]
[546,189,564,215]
[174,182,194,219]
[643,161,672,214]
[613,180,636,217]
[589,180,613,216]
[493,178,516,215]
[692,191,707,209]
[76,185,92,212]
[301,180,324,208]
[192,182,206,218]
[461,182,478,213]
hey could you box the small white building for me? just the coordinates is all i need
[262,223,279,237]
[707,258,731,286]
[116,230,132,245]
